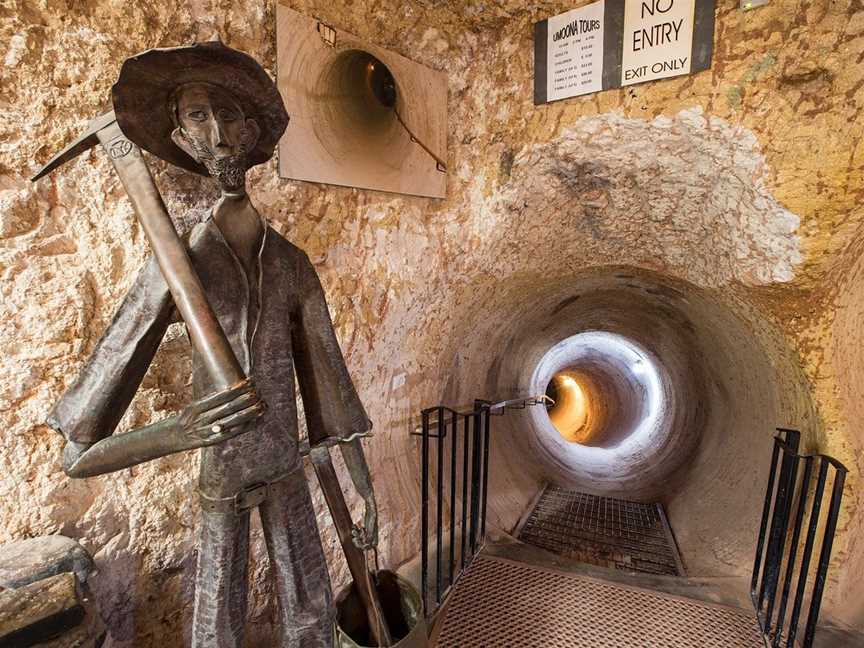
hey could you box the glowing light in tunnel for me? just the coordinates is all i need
[529,331,666,482]
[548,372,590,443]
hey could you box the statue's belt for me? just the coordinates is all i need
[198,431,372,515]
[199,470,295,515]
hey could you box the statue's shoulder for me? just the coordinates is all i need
[185,219,219,251]
[264,226,311,265]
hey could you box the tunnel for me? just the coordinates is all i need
[445,266,817,577]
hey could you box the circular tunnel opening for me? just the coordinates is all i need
[513,280,704,499]
[535,331,666,478]
[454,266,817,578]
[312,49,412,170]
[542,333,662,451]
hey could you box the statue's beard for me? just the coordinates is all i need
[184,133,249,191]
[202,155,246,191]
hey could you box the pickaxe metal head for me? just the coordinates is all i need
[29,106,248,390]
[31,111,118,182]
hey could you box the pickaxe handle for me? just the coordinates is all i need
[310,446,393,646]
[96,119,246,390]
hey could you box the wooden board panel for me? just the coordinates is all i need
[276,4,447,198]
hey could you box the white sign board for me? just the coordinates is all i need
[622,0,696,86]
[546,1,605,101]
[534,0,715,105]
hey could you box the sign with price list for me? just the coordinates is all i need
[545,2,605,101]
[534,0,716,105]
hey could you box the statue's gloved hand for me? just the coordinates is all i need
[352,496,379,551]
[175,378,265,449]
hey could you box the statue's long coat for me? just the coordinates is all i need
[47,216,370,647]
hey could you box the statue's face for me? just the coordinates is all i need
[170,83,260,191]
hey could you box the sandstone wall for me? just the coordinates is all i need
[2,0,863,643]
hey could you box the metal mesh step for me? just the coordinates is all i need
[434,555,764,648]
[517,486,684,576]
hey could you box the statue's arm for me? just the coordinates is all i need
[339,436,379,549]
[51,236,264,478]
[48,254,177,446]
[291,250,378,548]
[62,379,264,477]
[63,418,183,478]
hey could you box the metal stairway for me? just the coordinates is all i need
[515,486,685,577]
[432,552,764,648]
[431,489,763,648]
[415,404,854,647]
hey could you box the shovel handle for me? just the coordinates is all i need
[97,120,246,390]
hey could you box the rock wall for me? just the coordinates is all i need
[2,0,864,643]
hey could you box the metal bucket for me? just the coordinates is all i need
[334,570,427,648]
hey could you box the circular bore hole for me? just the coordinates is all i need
[531,331,665,466]
[312,50,412,175]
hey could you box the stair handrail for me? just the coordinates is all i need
[415,394,551,614]
[751,427,847,648]
[411,394,554,436]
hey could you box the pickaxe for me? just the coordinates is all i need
[32,112,394,646]
[31,111,246,392]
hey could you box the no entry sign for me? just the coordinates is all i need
[534,0,715,104]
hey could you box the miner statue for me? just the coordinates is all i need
[34,41,387,647]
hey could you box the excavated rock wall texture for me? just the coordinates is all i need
[1,0,863,642]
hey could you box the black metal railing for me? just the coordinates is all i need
[415,395,552,613]
[751,428,848,647]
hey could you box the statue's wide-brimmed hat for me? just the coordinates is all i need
[112,41,289,176]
